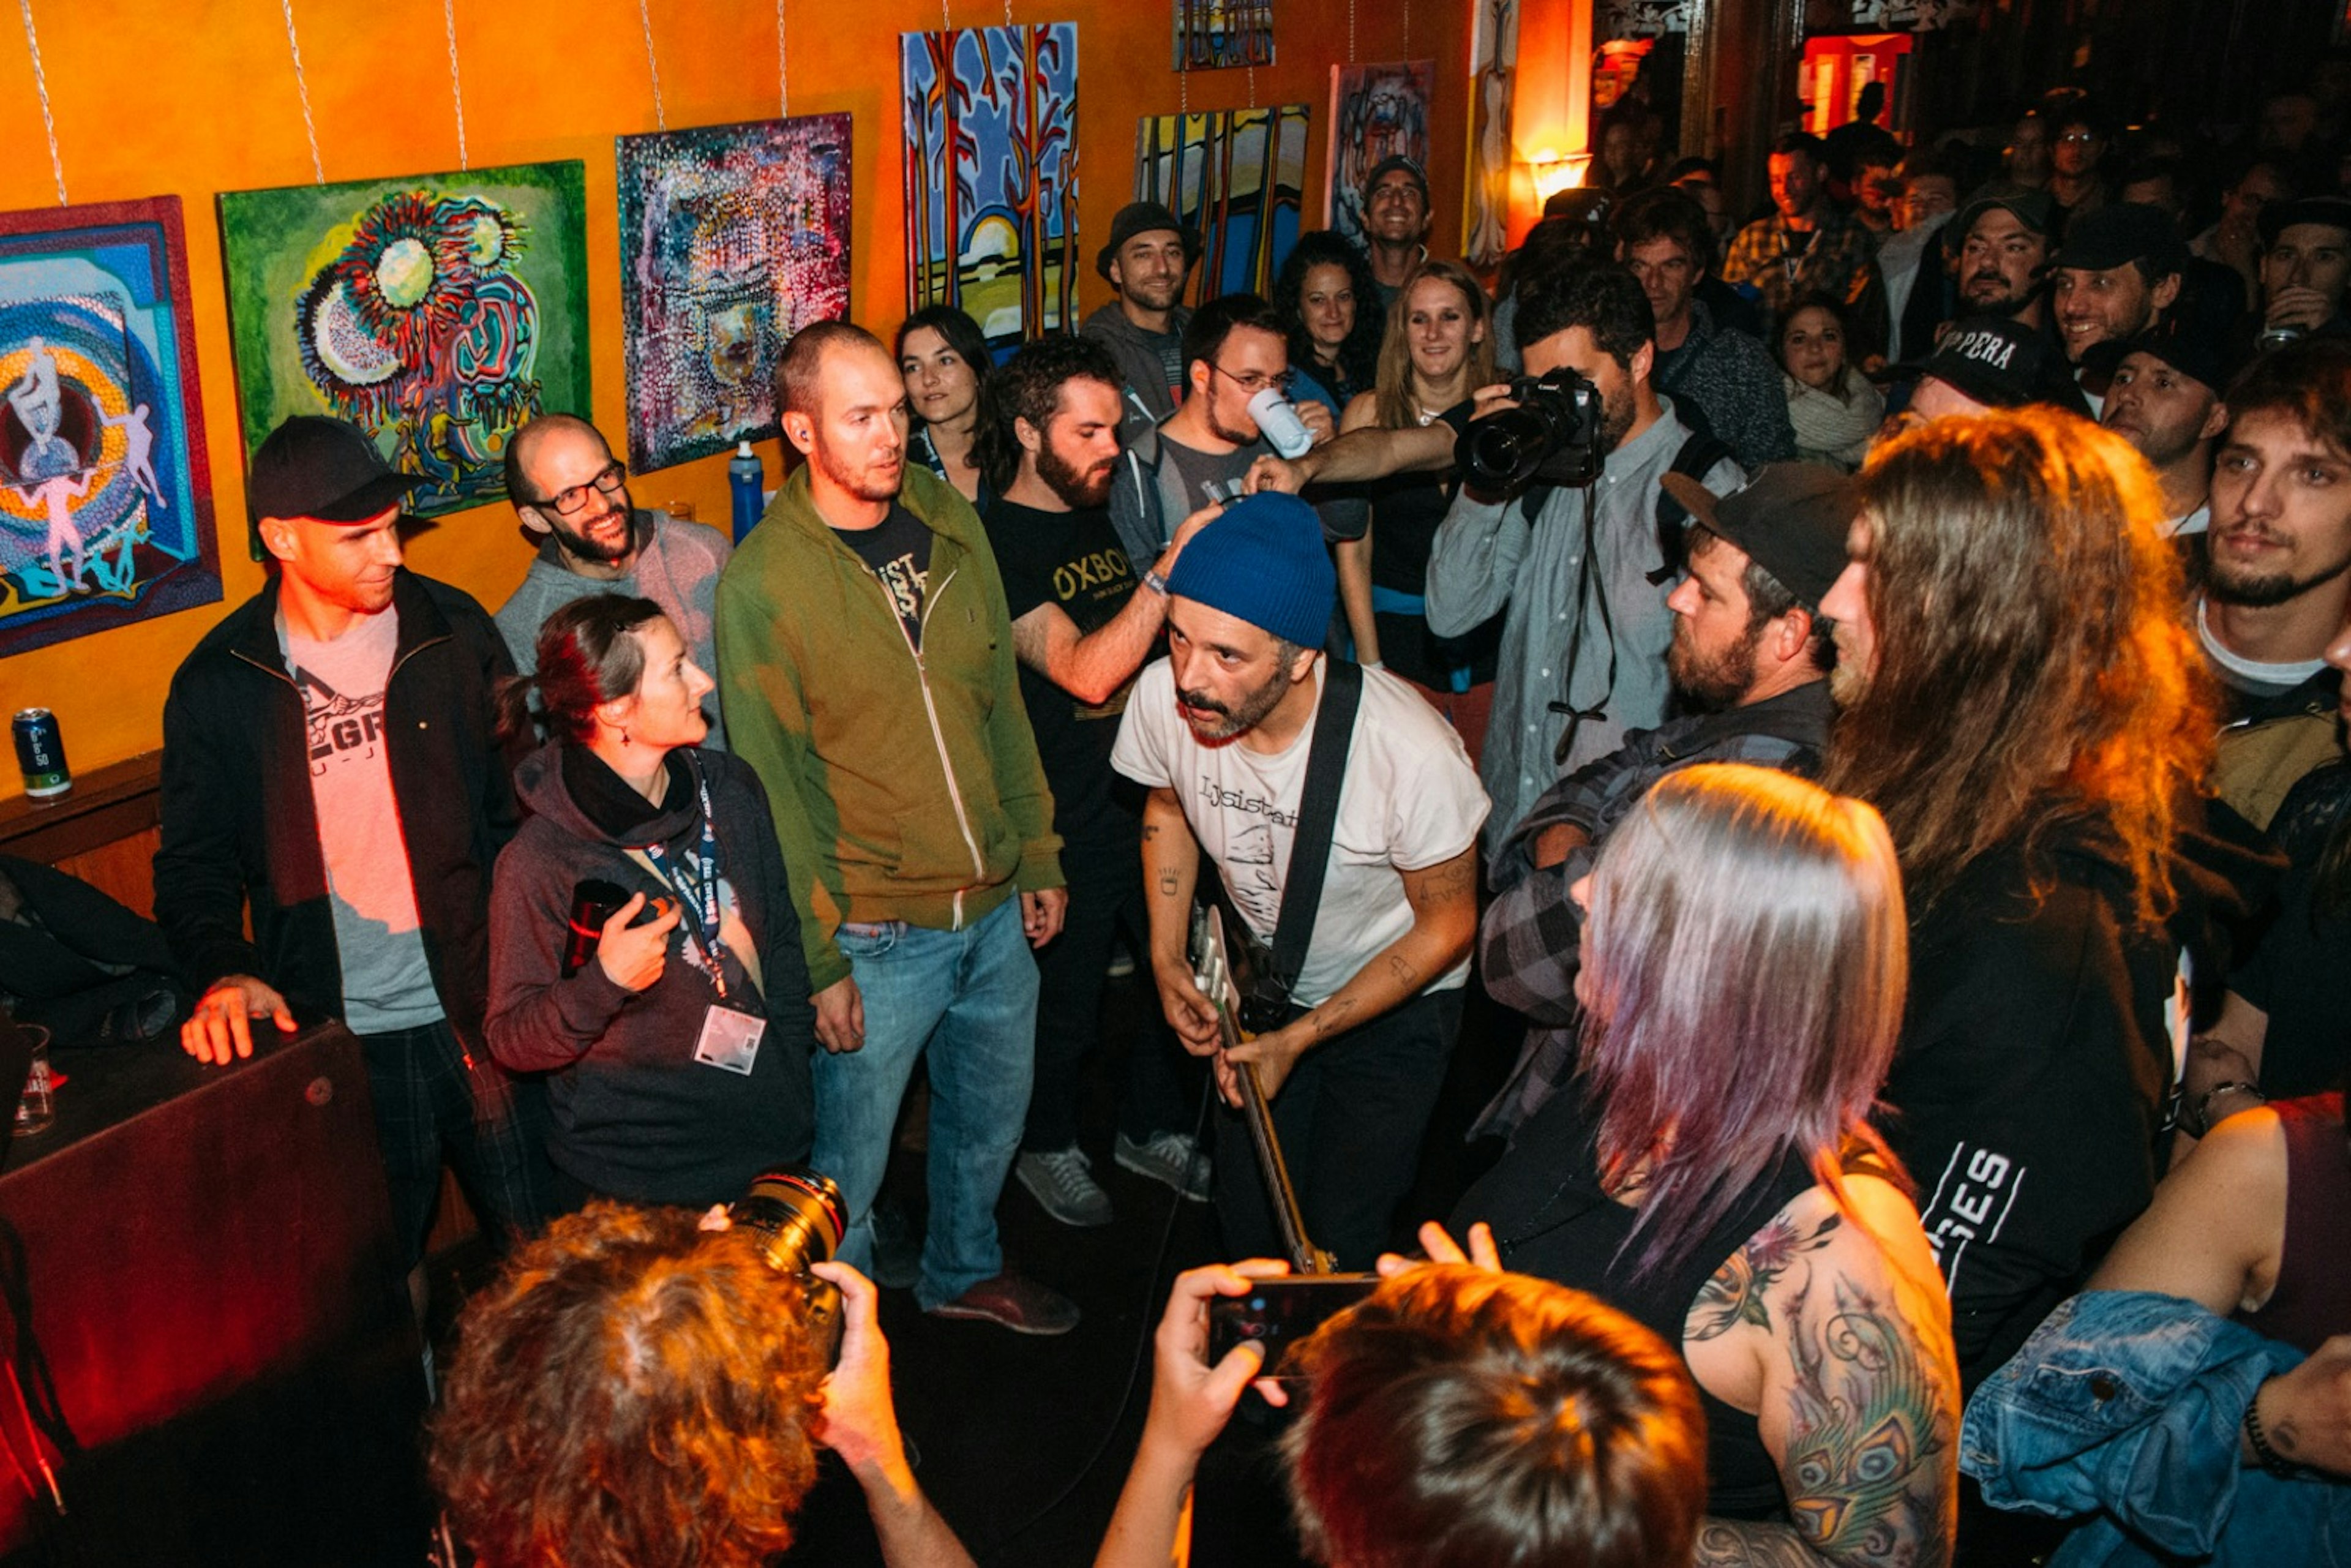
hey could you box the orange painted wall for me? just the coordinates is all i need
[0,0,1468,798]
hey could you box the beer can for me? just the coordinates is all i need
[12,709,70,799]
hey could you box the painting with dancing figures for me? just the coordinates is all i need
[617,115,852,473]
[0,197,217,658]
[902,22,1080,353]
[1326,61,1436,247]
[219,161,591,519]
[1134,105,1308,304]
[1173,0,1273,70]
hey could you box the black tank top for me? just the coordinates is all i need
[1452,1081,1826,1520]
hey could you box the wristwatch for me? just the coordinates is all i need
[1143,568,1172,598]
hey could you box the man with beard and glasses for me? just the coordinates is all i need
[716,321,1077,1336]
[979,336,1221,1228]
[1424,262,1744,848]
[1112,493,1487,1269]
[1474,463,1848,1139]
[495,414,733,748]
[2198,337,2351,831]
[1108,291,1337,574]
[1084,201,1201,445]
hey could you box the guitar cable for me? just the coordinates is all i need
[968,1065,1222,1563]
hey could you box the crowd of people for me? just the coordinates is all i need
[126,61,2351,1568]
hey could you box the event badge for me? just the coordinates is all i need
[693,1005,767,1075]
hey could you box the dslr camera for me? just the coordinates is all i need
[1455,370,1605,492]
[730,1165,850,1363]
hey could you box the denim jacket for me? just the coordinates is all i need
[1960,1290,2349,1566]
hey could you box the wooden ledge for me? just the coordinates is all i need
[0,750,165,865]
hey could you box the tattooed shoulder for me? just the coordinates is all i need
[1687,1211,1840,1343]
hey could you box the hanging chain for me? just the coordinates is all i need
[1347,0,1356,64]
[15,0,64,204]
[442,0,469,169]
[776,0,788,116]
[637,0,667,130]
[279,0,325,184]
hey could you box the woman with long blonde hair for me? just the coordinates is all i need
[1334,260,1505,762]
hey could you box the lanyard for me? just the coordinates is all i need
[639,757,729,1000]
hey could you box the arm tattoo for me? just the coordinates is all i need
[1384,951,1422,991]
[1690,1236,1955,1567]
[1689,1214,1840,1341]
[1142,822,1161,841]
[1693,1523,1820,1566]
[1774,1277,1953,1566]
[1157,871,1180,896]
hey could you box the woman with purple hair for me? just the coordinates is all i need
[1451,762,1960,1564]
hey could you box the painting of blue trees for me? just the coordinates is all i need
[1134,105,1308,304]
[901,22,1079,352]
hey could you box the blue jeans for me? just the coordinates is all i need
[812,898,1038,1310]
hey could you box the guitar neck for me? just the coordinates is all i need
[1224,1015,1334,1277]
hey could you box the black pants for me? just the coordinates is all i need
[356,1019,553,1266]
[1212,986,1461,1271]
[1022,833,1193,1153]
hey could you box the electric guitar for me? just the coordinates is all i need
[1189,900,1336,1276]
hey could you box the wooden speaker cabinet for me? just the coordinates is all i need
[0,1022,429,1566]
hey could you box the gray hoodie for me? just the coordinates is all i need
[1081,299,1191,446]
[485,742,816,1205]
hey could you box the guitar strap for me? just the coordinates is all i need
[1218,658,1362,1024]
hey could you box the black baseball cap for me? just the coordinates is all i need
[2259,194,2351,248]
[247,415,422,524]
[1899,316,2094,418]
[1945,188,2056,257]
[1365,154,1431,203]
[2050,202,2188,277]
[1095,201,1200,282]
[2111,319,2235,397]
[1658,462,1856,611]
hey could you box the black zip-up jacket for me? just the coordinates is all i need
[152,570,519,1044]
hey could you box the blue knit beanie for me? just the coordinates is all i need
[1164,493,1334,647]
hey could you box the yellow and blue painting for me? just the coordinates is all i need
[219,162,590,520]
[0,196,217,658]
[902,22,1080,353]
[1134,105,1309,304]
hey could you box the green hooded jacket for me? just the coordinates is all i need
[716,462,1064,993]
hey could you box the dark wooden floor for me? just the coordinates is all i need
[431,967,1521,1567]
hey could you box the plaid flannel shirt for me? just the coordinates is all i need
[1720,210,1886,353]
[1473,681,1837,1141]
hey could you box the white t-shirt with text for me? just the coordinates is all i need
[1111,658,1490,1006]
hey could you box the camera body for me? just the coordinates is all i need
[730,1165,849,1364]
[1455,370,1606,492]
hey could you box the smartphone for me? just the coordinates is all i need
[1207,1274,1379,1381]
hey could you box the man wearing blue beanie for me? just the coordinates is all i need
[1111,493,1491,1267]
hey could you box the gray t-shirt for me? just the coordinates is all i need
[283,607,443,1034]
[1157,432,1268,517]
[495,509,733,749]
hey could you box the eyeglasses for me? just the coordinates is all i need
[1209,361,1295,397]
[530,460,627,516]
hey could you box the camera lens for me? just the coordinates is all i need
[731,1165,847,1276]
[1459,409,1550,490]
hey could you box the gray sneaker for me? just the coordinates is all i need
[1115,1130,1213,1202]
[1016,1147,1114,1228]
